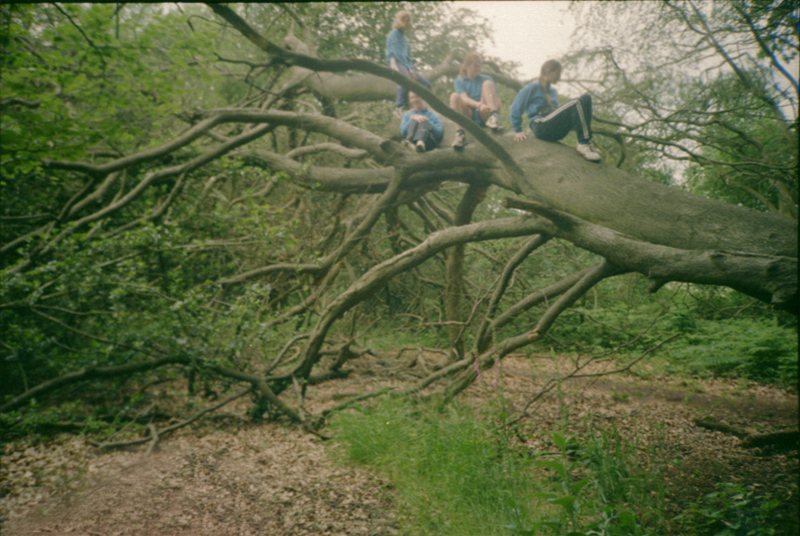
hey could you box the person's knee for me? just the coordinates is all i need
[449,93,462,107]
[579,93,592,106]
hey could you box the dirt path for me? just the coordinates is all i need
[2,354,797,535]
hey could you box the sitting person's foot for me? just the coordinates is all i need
[415,140,426,153]
[393,106,405,119]
[403,140,416,151]
[485,112,502,131]
[451,130,466,149]
[576,142,601,162]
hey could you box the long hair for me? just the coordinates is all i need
[538,59,562,87]
[538,59,562,106]
[459,52,482,78]
[393,11,412,30]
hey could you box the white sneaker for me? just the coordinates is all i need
[451,130,466,149]
[485,112,501,130]
[415,140,426,153]
[403,140,416,152]
[576,142,601,162]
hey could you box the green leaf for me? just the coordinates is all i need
[549,495,576,512]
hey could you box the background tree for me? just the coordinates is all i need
[564,0,798,217]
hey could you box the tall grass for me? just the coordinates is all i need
[329,398,673,535]
[330,398,544,535]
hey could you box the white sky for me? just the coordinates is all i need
[452,1,576,81]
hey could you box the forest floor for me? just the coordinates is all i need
[1,351,797,536]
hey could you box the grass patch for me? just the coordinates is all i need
[328,398,673,535]
[329,398,543,535]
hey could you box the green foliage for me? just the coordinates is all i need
[330,398,542,536]
[565,1,798,216]
[674,482,783,536]
[0,401,117,444]
[0,4,218,176]
[331,400,676,536]
[664,317,798,389]
[298,2,497,70]
[541,279,797,391]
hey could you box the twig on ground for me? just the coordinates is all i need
[92,388,252,450]
[509,333,681,427]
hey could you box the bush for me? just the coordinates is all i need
[664,318,797,390]
[675,482,783,536]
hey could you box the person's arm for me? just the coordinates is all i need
[400,112,411,137]
[510,84,531,133]
[426,111,443,141]
[386,30,402,64]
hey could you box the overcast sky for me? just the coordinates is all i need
[452,1,577,81]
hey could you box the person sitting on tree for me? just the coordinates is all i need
[386,10,432,119]
[400,91,443,153]
[449,52,503,149]
[510,59,602,162]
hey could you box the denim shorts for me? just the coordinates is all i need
[471,108,485,126]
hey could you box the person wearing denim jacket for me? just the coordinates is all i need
[400,92,443,152]
[386,11,431,118]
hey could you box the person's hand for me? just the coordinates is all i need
[479,103,492,114]
[411,114,428,123]
[514,132,528,142]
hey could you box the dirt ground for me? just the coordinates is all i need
[1,352,797,535]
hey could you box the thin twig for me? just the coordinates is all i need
[92,388,252,450]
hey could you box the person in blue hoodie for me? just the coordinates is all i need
[386,11,431,118]
[400,92,443,152]
[510,59,601,162]
[449,52,503,149]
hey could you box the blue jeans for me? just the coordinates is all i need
[532,94,593,144]
[389,59,432,108]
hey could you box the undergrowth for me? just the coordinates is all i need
[329,398,675,536]
[549,287,797,391]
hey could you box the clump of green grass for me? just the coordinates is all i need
[674,482,786,536]
[329,397,543,535]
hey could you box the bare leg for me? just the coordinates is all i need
[449,92,471,130]
[478,79,501,123]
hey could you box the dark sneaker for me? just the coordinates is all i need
[451,130,466,149]
[415,140,426,153]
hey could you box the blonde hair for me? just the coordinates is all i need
[393,11,412,30]
[459,52,482,78]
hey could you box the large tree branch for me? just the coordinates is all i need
[290,215,557,385]
[204,3,525,185]
[1,356,191,413]
[506,197,798,312]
